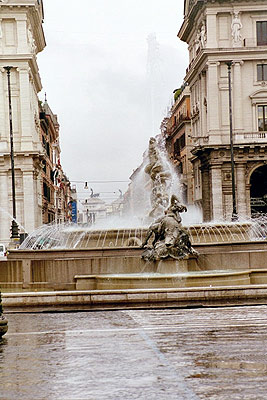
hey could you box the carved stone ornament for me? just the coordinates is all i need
[231,12,242,46]
[200,22,206,48]
[27,27,37,54]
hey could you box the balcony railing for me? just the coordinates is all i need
[243,131,267,139]
[166,115,190,136]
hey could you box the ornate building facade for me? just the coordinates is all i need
[0,0,45,244]
[165,85,194,204]
[179,0,267,221]
[39,100,58,224]
[40,100,74,225]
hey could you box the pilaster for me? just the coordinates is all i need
[236,163,247,218]
[16,16,28,54]
[201,168,211,222]
[207,62,220,133]
[18,67,33,151]
[211,165,223,220]
[233,61,244,131]
[0,172,10,244]
[200,71,207,137]
[0,69,7,148]
[206,11,217,48]
[22,170,35,234]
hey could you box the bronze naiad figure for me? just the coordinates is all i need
[0,290,8,338]
[141,195,198,261]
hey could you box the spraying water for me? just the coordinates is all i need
[18,136,267,251]
[0,206,26,233]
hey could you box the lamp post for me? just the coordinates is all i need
[226,62,238,221]
[4,66,20,240]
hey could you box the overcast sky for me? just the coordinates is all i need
[37,0,188,202]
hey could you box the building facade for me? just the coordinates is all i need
[79,196,107,225]
[179,0,267,221]
[39,100,74,224]
[39,101,58,224]
[165,85,194,204]
[0,0,45,244]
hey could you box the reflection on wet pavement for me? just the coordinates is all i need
[1,305,267,399]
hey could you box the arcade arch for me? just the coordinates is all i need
[250,164,267,216]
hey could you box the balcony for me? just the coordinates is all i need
[166,114,190,137]
[244,131,266,139]
[235,131,267,144]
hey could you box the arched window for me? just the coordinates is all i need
[250,165,267,216]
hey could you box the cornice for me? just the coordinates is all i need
[180,0,267,43]
[0,0,46,53]
[184,46,267,82]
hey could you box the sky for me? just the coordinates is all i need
[37,0,188,202]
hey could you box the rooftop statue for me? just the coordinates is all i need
[141,195,198,261]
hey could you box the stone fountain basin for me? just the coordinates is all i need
[74,269,267,290]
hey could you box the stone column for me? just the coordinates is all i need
[236,163,247,218]
[0,172,10,243]
[18,68,33,151]
[233,61,243,131]
[201,168,211,221]
[211,165,223,220]
[207,62,220,133]
[201,71,207,136]
[0,19,2,53]
[0,69,7,148]
[252,102,257,132]
[23,170,36,234]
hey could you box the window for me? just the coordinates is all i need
[257,21,267,46]
[173,134,186,159]
[258,105,267,131]
[43,182,51,202]
[257,64,267,81]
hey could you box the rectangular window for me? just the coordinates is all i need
[257,64,267,81]
[258,105,267,131]
[43,182,51,202]
[257,21,267,46]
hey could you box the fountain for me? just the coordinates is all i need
[0,290,8,338]
[2,136,267,309]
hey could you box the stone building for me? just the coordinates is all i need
[79,196,107,225]
[40,100,74,224]
[165,85,194,204]
[39,100,58,224]
[0,0,45,244]
[179,0,267,221]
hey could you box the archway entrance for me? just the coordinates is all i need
[250,165,267,216]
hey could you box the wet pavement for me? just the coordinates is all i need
[0,305,267,399]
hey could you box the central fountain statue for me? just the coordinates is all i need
[142,194,198,261]
[141,136,198,262]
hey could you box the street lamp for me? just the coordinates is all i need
[226,62,238,221]
[4,66,20,240]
